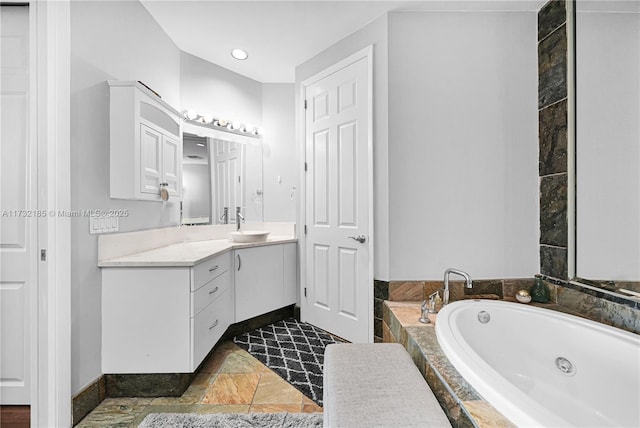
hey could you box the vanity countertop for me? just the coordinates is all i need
[98,235,297,268]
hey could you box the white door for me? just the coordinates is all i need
[213,139,243,224]
[302,48,373,343]
[140,123,162,195]
[0,4,33,404]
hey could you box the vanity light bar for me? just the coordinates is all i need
[182,110,263,138]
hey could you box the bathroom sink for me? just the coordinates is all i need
[229,230,270,243]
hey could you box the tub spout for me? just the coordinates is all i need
[443,268,473,307]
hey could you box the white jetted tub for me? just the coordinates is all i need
[435,299,640,427]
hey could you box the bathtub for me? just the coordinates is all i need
[435,299,640,427]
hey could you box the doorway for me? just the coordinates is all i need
[1,3,33,408]
[300,47,373,343]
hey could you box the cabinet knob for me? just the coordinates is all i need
[208,320,219,330]
[237,254,241,271]
[208,265,219,272]
[208,286,219,295]
[160,187,169,201]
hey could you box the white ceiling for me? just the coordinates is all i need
[141,0,547,83]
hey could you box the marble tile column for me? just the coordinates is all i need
[538,0,569,280]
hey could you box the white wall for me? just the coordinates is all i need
[180,52,262,127]
[387,11,539,280]
[262,84,297,221]
[70,0,181,394]
[296,14,390,280]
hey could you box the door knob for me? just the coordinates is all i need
[348,235,366,243]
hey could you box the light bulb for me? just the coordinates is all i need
[218,119,228,127]
[245,124,254,134]
[232,121,241,130]
[257,127,265,136]
[185,109,198,120]
[202,113,214,124]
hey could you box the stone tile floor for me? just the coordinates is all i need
[76,340,323,427]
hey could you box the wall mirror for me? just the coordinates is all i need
[181,126,263,226]
[573,0,640,298]
[182,133,212,225]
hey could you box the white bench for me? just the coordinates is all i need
[323,343,451,428]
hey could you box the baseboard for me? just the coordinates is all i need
[104,372,195,398]
[72,376,105,426]
[222,304,295,340]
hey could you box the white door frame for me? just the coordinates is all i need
[299,45,374,342]
[30,0,71,426]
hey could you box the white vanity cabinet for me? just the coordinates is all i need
[108,80,182,201]
[101,252,232,374]
[234,243,297,322]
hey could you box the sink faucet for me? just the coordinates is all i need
[235,206,244,231]
[443,268,473,306]
[220,207,229,224]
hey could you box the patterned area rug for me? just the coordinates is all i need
[233,318,343,406]
[139,412,323,427]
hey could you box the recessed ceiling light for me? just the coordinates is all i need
[231,48,248,61]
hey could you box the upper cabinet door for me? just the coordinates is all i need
[108,80,183,201]
[162,134,181,197]
[140,124,162,195]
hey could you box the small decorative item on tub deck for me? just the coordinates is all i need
[530,278,550,303]
[515,289,532,303]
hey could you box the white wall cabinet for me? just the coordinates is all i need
[102,252,232,373]
[234,243,297,322]
[108,80,182,201]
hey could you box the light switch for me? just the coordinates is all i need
[89,215,119,234]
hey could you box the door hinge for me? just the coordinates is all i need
[304,99,307,110]
[304,225,307,235]
[304,287,307,297]
[40,249,47,261]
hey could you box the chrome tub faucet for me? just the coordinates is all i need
[443,268,473,306]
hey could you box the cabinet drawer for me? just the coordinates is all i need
[193,252,230,291]
[192,270,230,316]
[192,288,232,369]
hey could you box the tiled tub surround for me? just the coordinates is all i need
[383,298,639,427]
[373,278,537,342]
[383,301,515,427]
[537,0,639,307]
[538,0,569,279]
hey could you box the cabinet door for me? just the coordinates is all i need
[102,267,191,373]
[162,134,181,197]
[234,245,284,322]
[283,243,297,306]
[140,124,162,195]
